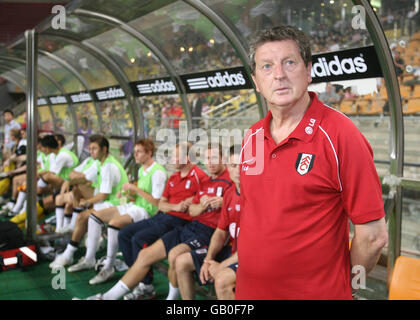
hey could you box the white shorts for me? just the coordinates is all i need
[93,201,114,211]
[116,202,149,223]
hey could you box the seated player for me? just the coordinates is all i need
[69,139,167,286]
[54,139,101,234]
[49,135,128,269]
[73,143,231,300]
[176,145,241,300]
[0,127,26,213]
[118,142,208,300]
[37,134,79,196]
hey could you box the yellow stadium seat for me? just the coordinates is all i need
[370,99,386,114]
[400,85,412,98]
[389,256,420,300]
[339,99,354,114]
[379,87,388,99]
[354,99,371,114]
[413,85,420,98]
[405,98,420,114]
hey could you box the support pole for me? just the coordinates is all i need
[25,29,38,242]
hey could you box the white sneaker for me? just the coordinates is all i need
[72,293,103,300]
[56,226,72,234]
[49,254,73,269]
[89,268,115,285]
[68,257,96,273]
[123,282,156,300]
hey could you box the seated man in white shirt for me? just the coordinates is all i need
[49,135,128,270]
[69,138,167,285]
[54,140,101,234]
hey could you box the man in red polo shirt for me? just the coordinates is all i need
[236,26,388,300]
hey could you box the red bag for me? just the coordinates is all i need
[0,245,37,271]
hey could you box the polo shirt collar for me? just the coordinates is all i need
[262,91,325,145]
[177,164,197,180]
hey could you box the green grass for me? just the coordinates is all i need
[0,245,213,300]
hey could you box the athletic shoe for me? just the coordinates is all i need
[59,225,73,234]
[68,257,96,273]
[49,254,73,269]
[123,282,156,300]
[89,267,115,285]
[72,293,103,300]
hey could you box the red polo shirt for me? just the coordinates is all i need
[217,186,241,253]
[161,165,208,221]
[192,168,233,229]
[236,92,385,300]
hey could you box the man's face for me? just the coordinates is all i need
[4,112,12,123]
[89,142,102,160]
[227,153,241,187]
[134,144,150,165]
[171,146,188,170]
[205,147,223,176]
[252,40,312,110]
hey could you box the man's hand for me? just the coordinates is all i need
[207,197,223,210]
[60,181,70,195]
[173,200,189,212]
[200,259,215,284]
[79,198,91,209]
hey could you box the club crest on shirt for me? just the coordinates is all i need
[216,186,223,197]
[295,153,315,175]
[185,180,191,189]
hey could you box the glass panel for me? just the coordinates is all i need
[38,106,54,132]
[365,2,420,178]
[52,104,74,133]
[129,1,241,73]
[80,0,175,23]
[404,117,420,179]
[62,15,112,40]
[74,103,100,133]
[109,138,132,165]
[190,89,258,132]
[138,95,185,139]
[38,56,85,93]
[74,103,100,159]
[99,100,133,136]
[207,0,372,54]
[39,37,118,89]
[402,188,420,259]
[86,25,168,81]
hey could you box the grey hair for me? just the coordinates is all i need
[249,26,312,74]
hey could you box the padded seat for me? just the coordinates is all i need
[389,256,420,300]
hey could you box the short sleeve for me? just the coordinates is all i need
[337,124,385,224]
[151,170,167,199]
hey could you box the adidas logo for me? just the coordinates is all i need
[136,79,176,95]
[49,95,67,104]
[311,55,368,78]
[187,71,246,90]
[96,87,125,101]
[70,92,92,103]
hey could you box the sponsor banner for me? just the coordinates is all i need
[130,77,177,96]
[69,91,92,103]
[311,46,382,83]
[92,86,126,101]
[180,66,253,93]
[48,95,68,105]
[37,97,49,106]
